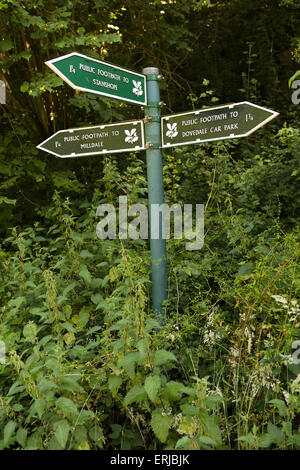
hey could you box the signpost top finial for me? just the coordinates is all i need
[142,67,159,76]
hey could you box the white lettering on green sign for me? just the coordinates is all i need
[161,102,279,148]
[46,52,147,105]
[37,120,145,158]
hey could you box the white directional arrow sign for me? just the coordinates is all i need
[37,120,145,158]
[161,101,279,148]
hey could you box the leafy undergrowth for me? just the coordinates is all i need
[0,163,299,449]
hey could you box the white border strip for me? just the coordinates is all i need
[46,52,147,106]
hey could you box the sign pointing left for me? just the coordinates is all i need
[46,52,147,106]
[37,120,145,158]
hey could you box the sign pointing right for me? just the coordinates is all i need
[161,101,279,148]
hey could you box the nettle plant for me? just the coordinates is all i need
[0,177,224,450]
[95,244,226,450]
[0,141,299,450]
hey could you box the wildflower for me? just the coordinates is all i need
[166,334,176,342]
[283,391,290,405]
[271,295,288,305]
[271,295,300,315]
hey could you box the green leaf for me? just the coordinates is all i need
[180,404,198,416]
[151,409,171,443]
[0,39,13,51]
[177,415,198,435]
[145,319,160,332]
[53,420,70,448]
[258,433,273,448]
[19,50,32,61]
[34,398,46,419]
[76,410,95,426]
[267,422,284,444]
[136,340,147,364]
[123,385,147,406]
[108,375,122,397]
[79,249,94,259]
[154,349,177,367]
[16,428,27,448]
[73,425,88,446]
[56,397,78,418]
[7,381,25,396]
[198,435,217,446]
[61,322,76,333]
[23,321,37,341]
[47,436,64,450]
[109,424,122,440]
[79,265,92,284]
[205,393,224,410]
[268,399,287,417]
[0,196,16,205]
[91,294,103,305]
[203,415,222,445]
[236,263,253,278]
[12,404,23,412]
[38,378,58,394]
[89,425,104,444]
[20,81,29,92]
[61,376,85,393]
[76,307,90,329]
[26,430,43,450]
[289,70,300,87]
[3,421,16,446]
[237,433,255,444]
[9,296,25,310]
[166,381,184,401]
[175,436,191,450]
[144,375,161,402]
[119,352,139,378]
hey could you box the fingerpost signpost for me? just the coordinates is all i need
[38,52,279,325]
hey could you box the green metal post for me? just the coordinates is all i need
[143,67,168,325]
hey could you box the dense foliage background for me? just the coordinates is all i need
[0,0,299,450]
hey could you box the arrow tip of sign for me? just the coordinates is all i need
[45,60,53,70]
